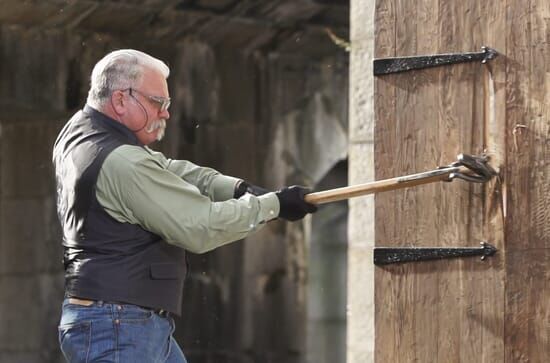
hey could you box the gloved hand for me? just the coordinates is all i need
[234,181,271,198]
[275,185,318,221]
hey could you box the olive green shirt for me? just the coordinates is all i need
[95,144,280,253]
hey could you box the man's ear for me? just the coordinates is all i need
[111,90,126,115]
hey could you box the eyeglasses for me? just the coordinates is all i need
[126,88,171,112]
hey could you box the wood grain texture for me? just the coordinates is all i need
[373,0,508,362]
[372,0,399,361]
[372,0,550,360]
[476,1,508,361]
[505,0,550,361]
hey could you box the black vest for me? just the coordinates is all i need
[53,105,187,314]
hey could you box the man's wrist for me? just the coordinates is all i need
[234,180,248,198]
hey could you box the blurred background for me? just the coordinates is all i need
[0,1,350,362]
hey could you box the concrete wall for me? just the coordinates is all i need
[347,0,376,362]
[0,26,72,363]
[0,18,348,363]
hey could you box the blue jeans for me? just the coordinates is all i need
[58,298,187,363]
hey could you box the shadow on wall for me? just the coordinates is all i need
[307,160,348,363]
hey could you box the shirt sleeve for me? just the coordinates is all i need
[145,147,240,201]
[95,145,280,254]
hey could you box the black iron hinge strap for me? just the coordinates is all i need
[374,242,497,265]
[374,46,498,75]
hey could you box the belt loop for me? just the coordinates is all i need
[97,300,104,307]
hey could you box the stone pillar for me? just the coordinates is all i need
[347,0,375,362]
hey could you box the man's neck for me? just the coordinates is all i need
[94,105,121,124]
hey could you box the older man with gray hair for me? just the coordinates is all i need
[53,49,317,362]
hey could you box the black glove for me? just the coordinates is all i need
[275,185,318,222]
[234,181,271,198]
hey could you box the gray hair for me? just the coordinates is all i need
[86,49,170,109]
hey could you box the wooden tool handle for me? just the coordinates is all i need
[304,166,467,205]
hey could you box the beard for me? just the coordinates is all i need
[145,119,167,141]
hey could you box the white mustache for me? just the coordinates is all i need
[145,119,167,141]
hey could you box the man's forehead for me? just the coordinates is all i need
[141,68,169,91]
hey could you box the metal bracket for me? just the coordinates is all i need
[373,46,498,75]
[444,153,498,183]
[374,242,497,265]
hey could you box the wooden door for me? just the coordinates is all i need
[373,0,549,361]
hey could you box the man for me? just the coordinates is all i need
[53,49,317,363]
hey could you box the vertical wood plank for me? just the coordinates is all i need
[505,0,550,361]
[390,3,420,359]
[373,0,400,361]
[436,1,467,361]
[506,250,550,362]
[413,0,444,361]
[475,0,508,361]
[504,1,533,361]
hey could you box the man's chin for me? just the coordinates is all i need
[143,119,167,142]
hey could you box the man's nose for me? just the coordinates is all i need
[160,108,170,120]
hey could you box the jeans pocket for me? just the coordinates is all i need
[58,322,91,363]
